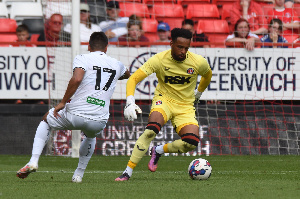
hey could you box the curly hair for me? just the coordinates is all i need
[171,28,193,41]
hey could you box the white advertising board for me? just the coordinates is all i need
[0,47,299,100]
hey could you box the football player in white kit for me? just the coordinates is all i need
[16,32,130,183]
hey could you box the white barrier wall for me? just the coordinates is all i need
[0,47,299,100]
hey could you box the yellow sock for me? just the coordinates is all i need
[127,160,137,169]
[129,129,156,164]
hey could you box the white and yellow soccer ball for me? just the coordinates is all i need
[188,158,212,180]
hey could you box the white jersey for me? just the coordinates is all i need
[66,51,126,121]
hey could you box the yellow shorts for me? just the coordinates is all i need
[150,94,199,133]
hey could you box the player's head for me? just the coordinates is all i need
[170,28,192,61]
[89,32,109,52]
[16,24,30,42]
[234,18,250,38]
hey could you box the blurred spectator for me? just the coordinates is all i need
[156,22,170,42]
[99,1,129,42]
[118,14,149,47]
[266,0,300,36]
[230,0,268,35]
[261,19,288,48]
[38,13,71,42]
[182,19,209,48]
[64,3,101,42]
[14,24,35,47]
[226,18,260,51]
[285,0,294,8]
[16,25,30,42]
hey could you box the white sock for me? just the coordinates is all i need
[123,166,133,177]
[156,145,165,154]
[29,121,50,166]
[73,137,96,178]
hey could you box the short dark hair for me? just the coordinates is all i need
[171,28,193,41]
[182,19,194,27]
[269,18,283,31]
[16,24,29,33]
[89,32,108,50]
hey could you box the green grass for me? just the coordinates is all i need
[0,155,299,199]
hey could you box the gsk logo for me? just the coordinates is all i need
[129,52,157,95]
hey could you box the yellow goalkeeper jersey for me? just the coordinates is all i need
[139,49,210,104]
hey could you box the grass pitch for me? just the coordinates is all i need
[0,155,299,199]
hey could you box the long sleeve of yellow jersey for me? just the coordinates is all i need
[126,68,148,97]
[197,67,212,92]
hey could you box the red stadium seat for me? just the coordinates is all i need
[119,2,150,18]
[143,0,177,5]
[0,34,18,46]
[142,18,158,33]
[162,18,183,30]
[207,34,228,47]
[149,3,184,21]
[221,4,234,21]
[186,4,220,20]
[197,20,229,47]
[197,19,230,34]
[30,34,40,42]
[144,33,159,42]
[0,18,17,33]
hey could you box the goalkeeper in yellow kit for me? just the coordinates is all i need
[115,28,212,181]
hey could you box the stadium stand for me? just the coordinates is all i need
[0,18,17,46]
[142,18,159,42]
[197,19,230,34]
[86,0,106,24]
[21,18,44,34]
[179,0,211,4]
[10,2,43,23]
[143,0,178,5]
[197,19,229,47]
[0,18,17,33]
[44,1,71,23]
[149,3,184,21]
[0,3,9,18]
[162,18,183,30]
[142,18,158,33]
[119,2,150,18]
[186,4,220,20]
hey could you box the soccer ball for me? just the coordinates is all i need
[188,158,212,180]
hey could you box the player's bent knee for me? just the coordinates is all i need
[181,133,200,152]
[145,122,161,138]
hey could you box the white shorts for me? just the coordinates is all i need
[47,107,107,138]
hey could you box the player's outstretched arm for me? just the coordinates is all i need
[124,68,147,121]
[53,68,85,118]
[195,68,212,103]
